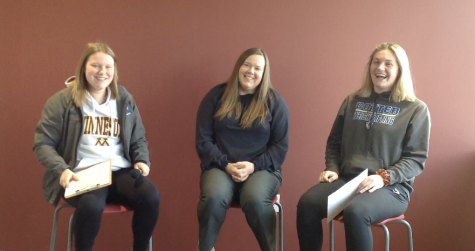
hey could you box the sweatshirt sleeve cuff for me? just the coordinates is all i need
[252,160,262,172]
[219,160,229,172]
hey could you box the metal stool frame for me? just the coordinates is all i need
[330,214,413,251]
[50,203,153,251]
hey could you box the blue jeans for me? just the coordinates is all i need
[197,168,281,251]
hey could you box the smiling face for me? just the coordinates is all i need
[84,52,115,94]
[370,49,400,93]
[238,54,266,95]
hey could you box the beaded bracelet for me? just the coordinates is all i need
[376,169,390,186]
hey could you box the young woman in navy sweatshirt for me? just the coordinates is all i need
[195,48,290,251]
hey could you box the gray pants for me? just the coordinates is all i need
[297,179,409,251]
[197,168,281,251]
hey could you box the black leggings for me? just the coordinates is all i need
[65,168,160,251]
[296,179,409,251]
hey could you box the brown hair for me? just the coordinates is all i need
[214,48,273,128]
[70,43,119,105]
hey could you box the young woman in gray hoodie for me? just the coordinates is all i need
[297,42,431,251]
[34,43,159,251]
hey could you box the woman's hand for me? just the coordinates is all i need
[319,171,338,183]
[357,174,384,193]
[226,161,255,182]
[225,163,242,182]
[59,169,79,188]
[134,162,150,176]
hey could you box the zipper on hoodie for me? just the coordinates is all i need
[119,94,132,162]
[72,104,84,170]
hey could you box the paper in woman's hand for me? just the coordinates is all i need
[327,169,368,222]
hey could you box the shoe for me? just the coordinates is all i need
[197,242,215,251]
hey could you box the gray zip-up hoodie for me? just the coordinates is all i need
[33,82,149,206]
[325,91,431,198]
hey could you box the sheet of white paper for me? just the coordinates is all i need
[64,160,112,198]
[327,169,368,222]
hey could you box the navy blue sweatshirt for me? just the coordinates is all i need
[196,83,290,177]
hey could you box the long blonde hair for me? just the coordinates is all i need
[214,48,273,128]
[357,42,416,102]
[70,43,119,105]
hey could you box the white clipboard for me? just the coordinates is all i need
[327,169,368,222]
[64,159,112,198]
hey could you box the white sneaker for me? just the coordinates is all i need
[197,242,215,251]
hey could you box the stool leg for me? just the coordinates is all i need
[68,213,74,251]
[274,209,278,251]
[50,204,73,251]
[330,220,334,251]
[274,201,283,251]
[405,221,413,251]
[50,208,59,251]
[378,224,390,251]
[394,219,413,251]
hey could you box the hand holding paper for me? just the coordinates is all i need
[60,169,80,188]
[64,160,112,198]
[327,169,368,222]
[357,174,385,193]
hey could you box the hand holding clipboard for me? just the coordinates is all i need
[64,160,112,198]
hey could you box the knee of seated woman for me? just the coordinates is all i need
[239,199,270,212]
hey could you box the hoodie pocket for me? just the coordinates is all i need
[340,154,384,179]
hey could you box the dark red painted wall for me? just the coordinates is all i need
[1,0,474,250]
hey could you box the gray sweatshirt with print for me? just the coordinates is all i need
[325,91,431,198]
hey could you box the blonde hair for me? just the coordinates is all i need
[357,42,416,102]
[214,48,273,128]
[70,43,119,105]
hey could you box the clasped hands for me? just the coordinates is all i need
[226,161,255,183]
[319,170,384,193]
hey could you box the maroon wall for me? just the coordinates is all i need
[1,0,475,250]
